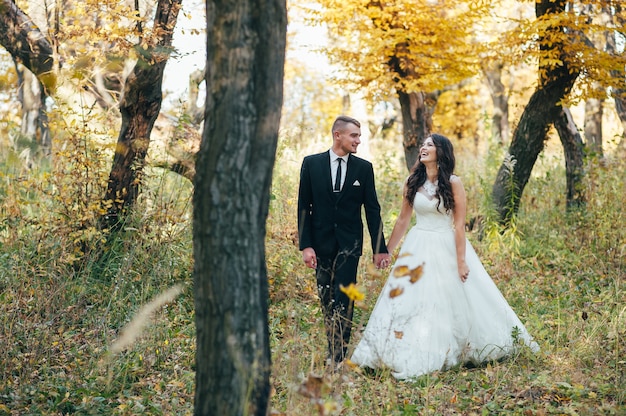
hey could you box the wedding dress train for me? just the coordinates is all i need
[351,192,539,380]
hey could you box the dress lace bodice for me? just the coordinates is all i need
[412,192,454,232]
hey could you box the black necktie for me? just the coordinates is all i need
[334,158,342,192]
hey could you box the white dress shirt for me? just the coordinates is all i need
[330,149,347,192]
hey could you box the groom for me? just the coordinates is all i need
[297,115,391,366]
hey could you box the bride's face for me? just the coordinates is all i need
[419,137,437,163]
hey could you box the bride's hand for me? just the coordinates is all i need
[458,261,469,282]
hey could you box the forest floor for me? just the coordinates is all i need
[1,139,624,415]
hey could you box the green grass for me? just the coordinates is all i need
[1,134,624,415]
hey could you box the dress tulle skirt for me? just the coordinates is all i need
[351,221,539,380]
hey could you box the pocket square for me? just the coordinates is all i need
[353,180,361,186]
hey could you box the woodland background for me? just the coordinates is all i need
[0,0,624,415]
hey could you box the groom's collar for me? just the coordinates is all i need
[329,149,348,164]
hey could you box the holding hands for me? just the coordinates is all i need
[303,249,392,270]
[374,253,392,269]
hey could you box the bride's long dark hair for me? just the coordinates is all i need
[405,133,456,212]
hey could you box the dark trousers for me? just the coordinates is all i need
[316,251,360,364]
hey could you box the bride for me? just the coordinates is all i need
[350,134,539,380]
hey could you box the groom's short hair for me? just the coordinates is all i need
[332,116,360,134]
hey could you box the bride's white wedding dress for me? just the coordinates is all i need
[351,191,539,380]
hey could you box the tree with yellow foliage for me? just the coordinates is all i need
[0,0,184,229]
[491,0,626,222]
[309,0,491,167]
[311,0,625,222]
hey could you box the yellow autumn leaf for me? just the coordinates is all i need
[409,262,425,283]
[340,283,365,302]
[366,262,383,278]
[393,265,410,277]
[389,286,404,298]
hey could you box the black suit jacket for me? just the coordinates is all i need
[298,151,388,258]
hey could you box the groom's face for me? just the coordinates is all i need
[334,123,361,156]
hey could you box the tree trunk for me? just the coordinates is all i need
[188,68,206,124]
[605,5,626,155]
[101,0,182,228]
[584,96,603,157]
[14,61,51,155]
[483,61,510,145]
[0,0,55,83]
[554,107,585,209]
[397,90,438,170]
[615,95,626,133]
[0,0,55,155]
[492,0,580,224]
[615,96,626,155]
[193,0,286,414]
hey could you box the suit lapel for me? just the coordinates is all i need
[321,151,333,195]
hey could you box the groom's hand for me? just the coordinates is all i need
[373,253,391,269]
[302,247,317,269]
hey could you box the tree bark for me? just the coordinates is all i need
[0,0,55,83]
[483,61,510,145]
[188,68,206,124]
[554,107,586,209]
[492,0,580,223]
[397,90,438,170]
[101,0,182,228]
[14,60,51,155]
[615,95,626,155]
[584,96,603,157]
[606,4,626,155]
[0,0,55,155]
[615,95,626,132]
[193,0,286,414]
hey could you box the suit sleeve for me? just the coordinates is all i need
[297,157,313,251]
[363,163,388,254]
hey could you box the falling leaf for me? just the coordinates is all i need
[394,330,403,339]
[409,263,425,283]
[366,262,383,278]
[340,283,365,301]
[389,286,404,298]
[393,265,410,278]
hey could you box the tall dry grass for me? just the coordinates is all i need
[266,134,625,415]
[0,130,623,415]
